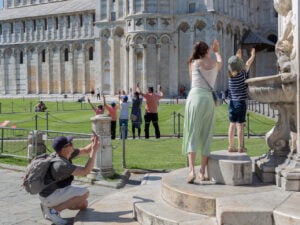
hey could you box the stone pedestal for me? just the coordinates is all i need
[90,115,114,180]
[208,150,252,185]
[27,130,46,160]
[276,153,300,191]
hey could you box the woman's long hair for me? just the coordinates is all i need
[188,41,209,63]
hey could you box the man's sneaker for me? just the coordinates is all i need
[40,204,67,225]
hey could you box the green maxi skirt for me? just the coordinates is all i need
[182,87,215,156]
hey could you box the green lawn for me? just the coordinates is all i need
[0,98,275,176]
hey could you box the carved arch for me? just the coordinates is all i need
[113,26,124,37]
[146,34,158,44]
[226,24,232,35]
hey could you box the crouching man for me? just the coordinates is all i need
[39,135,99,225]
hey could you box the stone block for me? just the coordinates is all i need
[208,150,252,185]
[273,192,300,225]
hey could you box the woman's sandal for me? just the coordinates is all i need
[228,146,237,152]
[238,147,247,153]
[186,173,196,184]
[199,169,209,181]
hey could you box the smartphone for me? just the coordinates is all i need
[92,130,100,137]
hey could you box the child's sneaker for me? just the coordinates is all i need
[40,204,67,225]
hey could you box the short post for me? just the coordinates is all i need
[173,112,176,135]
[121,124,126,168]
[35,113,38,130]
[90,115,114,180]
[46,111,49,131]
[247,113,250,139]
[177,113,181,138]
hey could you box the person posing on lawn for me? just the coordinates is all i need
[103,95,119,140]
[137,84,163,139]
[88,98,105,115]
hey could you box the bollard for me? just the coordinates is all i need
[173,112,176,135]
[247,113,250,139]
[121,124,126,168]
[35,113,38,130]
[46,111,49,131]
[177,113,181,138]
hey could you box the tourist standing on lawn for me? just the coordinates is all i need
[119,95,131,139]
[130,91,143,139]
[227,48,255,153]
[103,95,119,140]
[182,39,222,184]
[137,85,163,139]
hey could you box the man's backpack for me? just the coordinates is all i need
[22,153,59,195]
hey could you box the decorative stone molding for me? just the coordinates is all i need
[147,18,156,26]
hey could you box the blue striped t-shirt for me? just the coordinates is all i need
[228,70,249,101]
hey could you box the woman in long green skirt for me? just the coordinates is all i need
[182,40,222,184]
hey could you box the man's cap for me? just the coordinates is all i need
[228,56,244,75]
[52,136,73,152]
[122,95,128,101]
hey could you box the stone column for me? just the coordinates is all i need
[129,44,135,92]
[124,44,129,91]
[99,37,103,93]
[129,0,134,14]
[107,0,111,21]
[141,0,146,12]
[90,115,114,180]
[142,44,147,92]
[156,43,161,88]
[110,37,115,94]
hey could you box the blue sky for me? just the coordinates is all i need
[0,2,2,9]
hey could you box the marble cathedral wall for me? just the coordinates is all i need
[0,0,278,97]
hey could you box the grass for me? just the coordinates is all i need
[0,98,275,176]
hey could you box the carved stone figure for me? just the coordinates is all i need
[274,0,295,72]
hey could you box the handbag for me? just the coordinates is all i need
[197,69,222,106]
[130,114,138,121]
[212,91,222,106]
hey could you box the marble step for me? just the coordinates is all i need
[161,167,281,216]
[133,182,218,225]
[216,190,291,225]
[273,192,300,225]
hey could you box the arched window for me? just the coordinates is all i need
[137,52,143,70]
[64,48,69,61]
[89,47,94,60]
[80,15,83,27]
[42,49,46,63]
[20,51,23,64]
[67,16,70,28]
[23,21,26,33]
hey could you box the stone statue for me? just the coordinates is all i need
[274,0,295,72]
